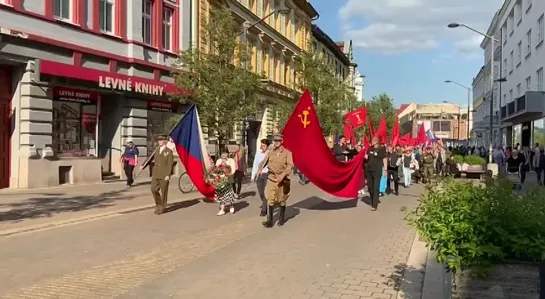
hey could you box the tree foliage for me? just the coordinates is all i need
[289,50,358,135]
[171,7,261,144]
[365,93,396,134]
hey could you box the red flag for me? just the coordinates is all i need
[343,122,356,146]
[375,115,387,144]
[283,90,365,198]
[390,117,400,146]
[368,119,375,139]
[417,124,427,145]
[398,132,411,146]
[362,134,370,150]
[343,107,367,129]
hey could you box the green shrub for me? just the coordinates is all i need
[454,155,464,164]
[406,178,545,275]
[464,155,485,165]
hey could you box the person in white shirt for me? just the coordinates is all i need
[215,150,237,216]
[251,139,270,216]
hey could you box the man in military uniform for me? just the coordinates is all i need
[151,135,174,215]
[258,134,294,228]
[422,146,435,183]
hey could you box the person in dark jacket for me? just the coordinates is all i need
[445,154,460,178]
[386,145,401,195]
[332,135,349,162]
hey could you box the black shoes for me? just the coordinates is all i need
[262,206,274,228]
[277,206,286,226]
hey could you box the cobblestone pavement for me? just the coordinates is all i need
[0,183,422,299]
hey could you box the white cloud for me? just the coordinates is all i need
[339,0,503,55]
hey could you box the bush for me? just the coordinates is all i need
[454,155,464,164]
[406,178,545,275]
[464,155,486,165]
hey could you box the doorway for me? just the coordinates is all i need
[521,121,531,147]
[0,65,12,189]
[245,120,261,167]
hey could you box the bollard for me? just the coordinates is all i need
[443,256,455,299]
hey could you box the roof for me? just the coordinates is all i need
[335,41,345,53]
[397,104,410,116]
[311,25,351,65]
[292,0,319,19]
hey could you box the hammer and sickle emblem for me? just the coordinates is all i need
[355,113,362,123]
[298,106,311,128]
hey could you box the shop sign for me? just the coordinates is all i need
[98,76,165,96]
[147,100,178,112]
[52,87,98,104]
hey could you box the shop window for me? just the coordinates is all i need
[513,124,522,146]
[146,100,180,153]
[533,118,545,146]
[52,87,98,157]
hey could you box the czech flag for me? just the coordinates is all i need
[169,105,215,199]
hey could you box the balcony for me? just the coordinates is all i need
[500,91,545,122]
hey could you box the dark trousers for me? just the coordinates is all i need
[387,168,399,193]
[151,178,169,211]
[520,165,528,184]
[256,173,268,212]
[366,170,382,209]
[537,167,545,184]
[124,163,135,186]
[232,170,244,195]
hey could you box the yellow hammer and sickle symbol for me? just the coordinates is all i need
[355,113,361,123]
[298,107,311,128]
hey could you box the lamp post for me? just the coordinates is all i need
[445,80,471,146]
[447,23,503,163]
[239,1,291,148]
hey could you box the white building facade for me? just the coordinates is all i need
[353,69,365,102]
[496,0,545,148]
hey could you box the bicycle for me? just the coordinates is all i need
[178,172,195,193]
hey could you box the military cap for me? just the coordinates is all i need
[273,133,283,141]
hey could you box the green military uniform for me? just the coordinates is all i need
[151,146,174,214]
[258,134,294,228]
[422,152,435,183]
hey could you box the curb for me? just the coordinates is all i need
[397,233,428,299]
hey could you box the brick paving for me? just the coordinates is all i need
[0,182,422,299]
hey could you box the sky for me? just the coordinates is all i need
[310,0,503,108]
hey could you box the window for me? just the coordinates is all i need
[503,58,507,75]
[517,83,521,97]
[52,89,98,157]
[99,0,114,33]
[510,50,514,71]
[280,13,286,35]
[53,0,71,20]
[290,14,296,41]
[526,76,532,90]
[517,41,522,65]
[279,59,285,84]
[503,25,507,42]
[509,89,513,102]
[538,14,545,45]
[526,29,532,56]
[432,121,450,132]
[142,0,153,45]
[162,7,173,50]
[538,68,544,91]
[533,118,545,148]
[503,94,507,105]
[269,53,274,81]
[526,0,532,12]
[147,109,178,153]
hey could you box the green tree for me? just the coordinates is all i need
[293,50,355,136]
[365,93,396,134]
[171,7,261,148]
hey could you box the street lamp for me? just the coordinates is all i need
[445,80,471,145]
[448,22,499,163]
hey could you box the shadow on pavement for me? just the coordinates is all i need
[292,196,357,210]
[233,201,250,211]
[164,199,200,213]
[386,263,425,298]
[239,191,256,199]
[0,189,133,223]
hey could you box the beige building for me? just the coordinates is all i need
[398,103,471,143]
[195,0,318,163]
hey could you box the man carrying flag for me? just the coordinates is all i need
[150,135,175,215]
[258,134,294,228]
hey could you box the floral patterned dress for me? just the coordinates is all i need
[214,158,237,206]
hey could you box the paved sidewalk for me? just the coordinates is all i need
[0,178,255,236]
[0,183,423,299]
